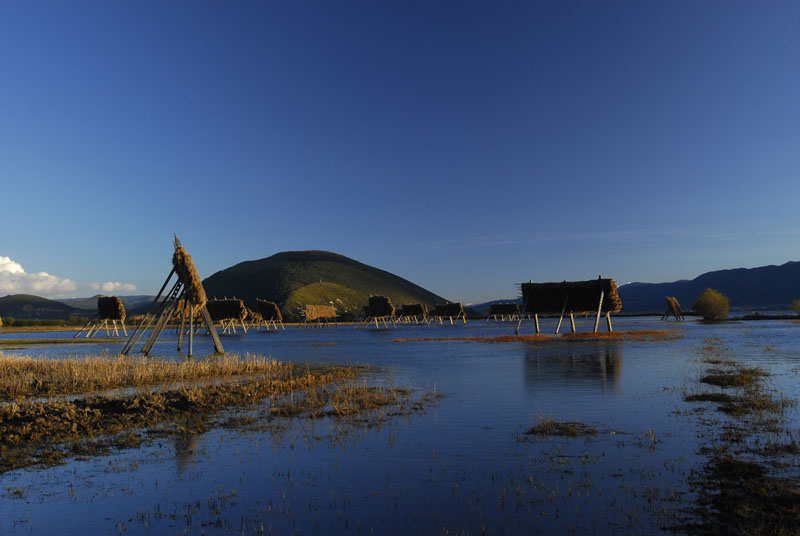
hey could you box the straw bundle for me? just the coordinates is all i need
[665,296,683,318]
[206,299,248,321]
[365,295,395,318]
[257,299,283,322]
[489,303,520,316]
[521,279,622,314]
[400,304,428,317]
[304,305,337,322]
[434,303,465,317]
[246,307,262,323]
[172,244,207,308]
[97,296,126,321]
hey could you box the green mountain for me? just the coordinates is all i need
[0,294,83,320]
[202,250,447,319]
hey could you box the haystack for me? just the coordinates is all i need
[400,304,428,318]
[172,245,207,308]
[257,299,283,322]
[520,279,622,314]
[97,296,126,321]
[305,305,337,322]
[489,303,520,316]
[365,295,395,318]
[663,296,684,321]
[206,299,248,322]
[434,303,465,318]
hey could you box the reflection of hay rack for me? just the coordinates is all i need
[661,296,684,321]
[74,296,128,338]
[303,304,337,327]
[206,298,249,334]
[256,299,285,331]
[396,304,430,324]
[359,296,396,329]
[433,302,466,325]
[516,278,622,335]
[122,236,224,357]
[487,303,524,323]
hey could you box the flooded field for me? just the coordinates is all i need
[1,317,798,534]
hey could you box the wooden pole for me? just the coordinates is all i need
[555,296,568,334]
[569,313,576,333]
[594,290,605,333]
[188,308,193,358]
[199,306,225,354]
[606,311,613,332]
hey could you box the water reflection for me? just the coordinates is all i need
[523,342,623,393]
[173,433,199,474]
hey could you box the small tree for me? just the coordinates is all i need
[791,299,800,317]
[693,288,730,321]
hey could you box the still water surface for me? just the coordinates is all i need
[1,318,798,534]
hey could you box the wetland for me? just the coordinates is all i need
[0,317,798,534]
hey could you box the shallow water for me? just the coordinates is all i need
[1,318,798,534]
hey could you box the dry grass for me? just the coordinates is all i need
[700,367,766,388]
[0,364,359,473]
[523,418,598,438]
[0,353,297,401]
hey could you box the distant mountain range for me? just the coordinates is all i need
[203,250,447,320]
[0,294,83,320]
[4,258,799,320]
[618,261,800,312]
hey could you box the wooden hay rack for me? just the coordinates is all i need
[662,296,684,321]
[256,299,285,331]
[74,296,128,338]
[487,303,523,323]
[359,295,396,329]
[396,303,429,324]
[433,302,467,325]
[122,236,224,357]
[303,304,338,328]
[206,298,249,334]
[515,278,622,335]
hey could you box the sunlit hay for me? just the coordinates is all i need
[665,296,683,318]
[489,303,520,316]
[257,299,282,322]
[394,330,682,344]
[523,418,598,438]
[97,296,126,321]
[521,278,622,314]
[700,367,766,388]
[0,353,296,401]
[0,363,359,473]
[172,244,207,308]
[304,304,336,322]
[245,307,262,322]
[205,299,248,322]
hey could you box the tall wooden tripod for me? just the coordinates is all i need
[121,239,224,357]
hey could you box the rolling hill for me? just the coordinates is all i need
[618,261,800,312]
[202,250,447,319]
[58,295,155,312]
[0,294,83,320]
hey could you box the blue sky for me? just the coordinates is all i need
[2,1,799,303]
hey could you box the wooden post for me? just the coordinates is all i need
[534,314,540,334]
[177,302,186,351]
[593,290,605,333]
[199,306,224,354]
[606,311,613,332]
[188,308,193,358]
[555,296,568,334]
[569,313,576,333]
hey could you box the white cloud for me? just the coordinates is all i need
[0,255,78,295]
[88,281,137,293]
